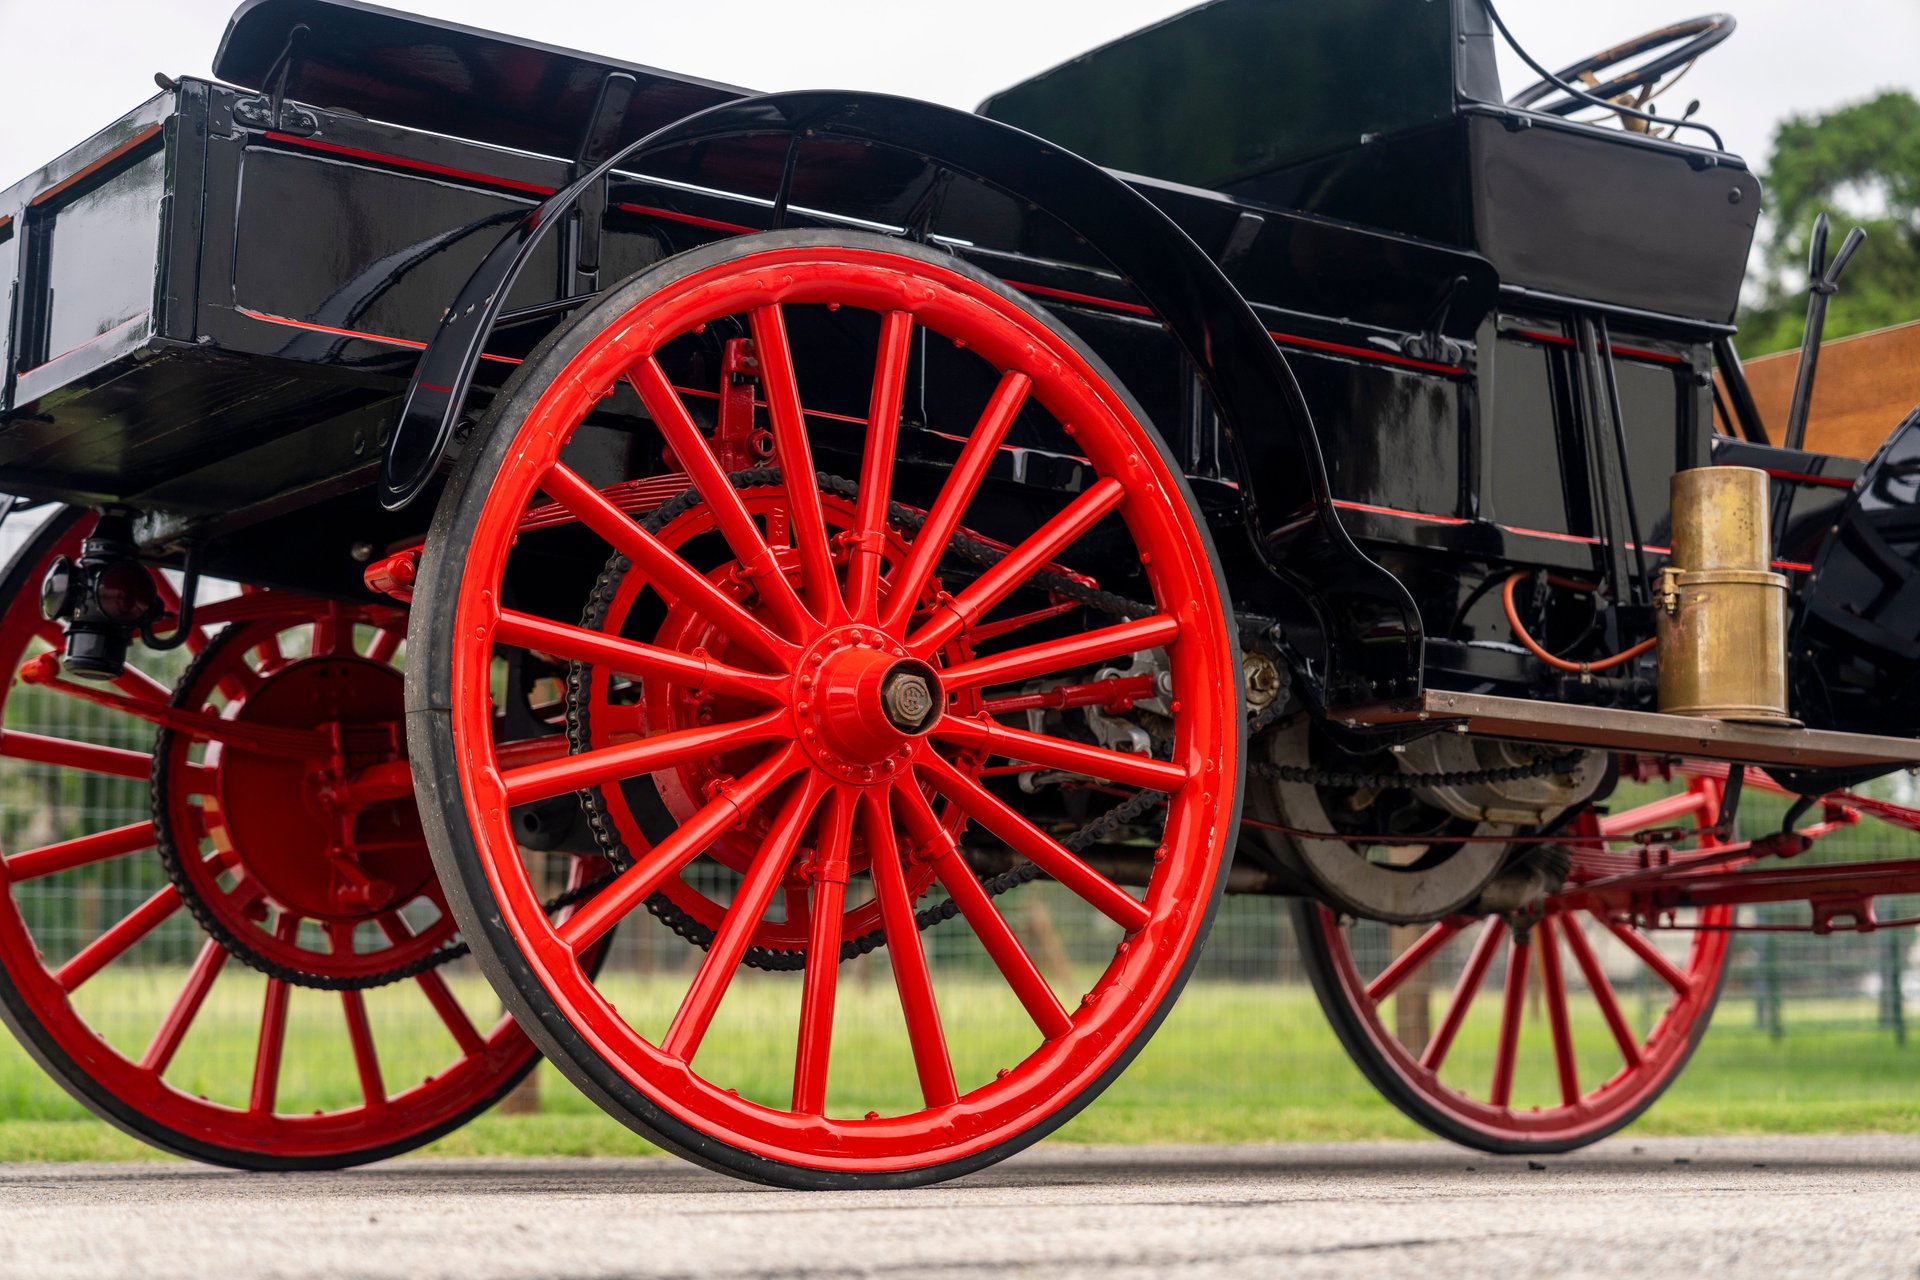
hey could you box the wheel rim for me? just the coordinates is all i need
[0,512,578,1165]
[429,237,1239,1174]
[1310,771,1729,1149]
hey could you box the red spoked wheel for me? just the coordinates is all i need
[410,229,1243,1187]
[0,508,600,1168]
[1294,770,1731,1153]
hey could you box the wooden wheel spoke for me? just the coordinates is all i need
[792,789,856,1115]
[417,964,486,1057]
[1489,932,1530,1108]
[312,609,346,658]
[378,914,486,1057]
[5,820,155,882]
[749,304,843,625]
[1600,913,1691,996]
[846,310,913,624]
[1564,912,1643,1068]
[626,359,812,637]
[1537,917,1582,1107]
[366,627,403,664]
[940,614,1180,692]
[863,787,957,1108]
[931,716,1187,793]
[918,752,1149,931]
[538,461,793,667]
[251,988,290,1113]
[250,916,301,1113]
[558,745,806,952]
[1419,917,1504,1073]
[498,709,791,806]
[253,634,288,673]
[881,370,1031,633]
[139,939,228,1075]
[340,988,388,1108]
[55,884,183,992]
[908,477,1127,657]
[895,782,1072,1039]
[663,775,827,1063]
[1364,919,1462,1005]
[494,609,785,703]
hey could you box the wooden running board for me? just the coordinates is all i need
[1342,690,1920,772]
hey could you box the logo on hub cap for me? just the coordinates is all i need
[881,667,936,732]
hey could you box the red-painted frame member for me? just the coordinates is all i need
[1582,860,1920,918]
[409,233,1240,1185]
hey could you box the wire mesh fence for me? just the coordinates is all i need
[0,507,1916,1152]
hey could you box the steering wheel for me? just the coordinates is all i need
[1508,15,1736,117]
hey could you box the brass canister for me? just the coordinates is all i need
[1656,466,1795,724]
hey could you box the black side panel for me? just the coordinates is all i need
[1462,113,1759,326]
[978,0,1456,191]
[215,0,749,160]
[1232,113,1759,326]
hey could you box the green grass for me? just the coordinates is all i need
[4,968,1919,1163]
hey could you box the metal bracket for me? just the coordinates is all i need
[564,71,638,295]
[231,95,318,136]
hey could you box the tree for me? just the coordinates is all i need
[1738,91,1920,355]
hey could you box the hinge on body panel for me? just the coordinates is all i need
[231,22,319,136]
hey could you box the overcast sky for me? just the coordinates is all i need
[3,0,1917,202]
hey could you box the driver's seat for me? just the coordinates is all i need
[979,0,1756,328]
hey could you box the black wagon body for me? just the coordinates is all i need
[0,0,1755,656]
[5,0,1920,1183]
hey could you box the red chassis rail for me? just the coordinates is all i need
[1559,758,1920,934]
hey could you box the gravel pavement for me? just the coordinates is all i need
[3,1135,1917,1278]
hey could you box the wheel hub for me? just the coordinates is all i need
[796,628,943,781]
[215,657,432,921]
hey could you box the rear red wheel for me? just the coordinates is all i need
[0,508,596,1169]
[411,230,1242,1187]
[1295,771,1730,1153]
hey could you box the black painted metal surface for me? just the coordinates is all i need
[214,0,749,161]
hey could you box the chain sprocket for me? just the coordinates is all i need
[153,622,614,990]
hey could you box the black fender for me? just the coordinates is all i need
[1786,404,1920,791]
[381,90,1423,710]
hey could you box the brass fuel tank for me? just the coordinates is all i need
[1656,466,1795,724]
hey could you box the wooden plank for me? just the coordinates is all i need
[1343,689,1920,771]
[1735,318,1920,459]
